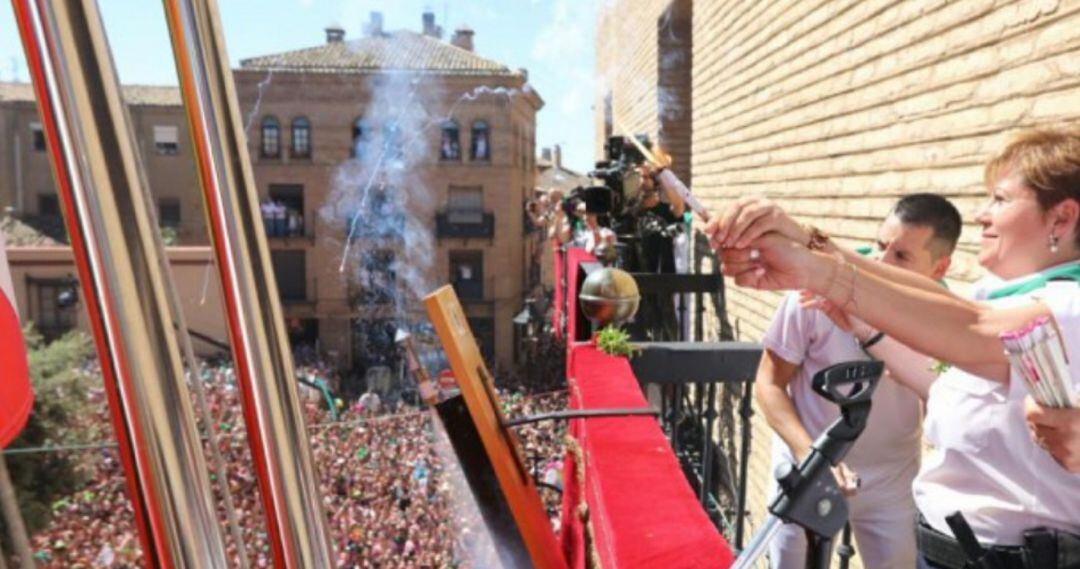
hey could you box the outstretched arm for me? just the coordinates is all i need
[706,197,951,298]
[722,236,1049,380]
[801,293,940,399]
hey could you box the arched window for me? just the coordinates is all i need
[471,120,490,161]
[291,116,311,158]
[352,118,369,159]
[440,120,460,160]
[261,116,280,158]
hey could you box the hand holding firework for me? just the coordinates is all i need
[613,118,710,222]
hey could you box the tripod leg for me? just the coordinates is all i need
[730,515,782,569]
[805,531,833,569]
[837,523,855,569]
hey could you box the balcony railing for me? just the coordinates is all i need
[436,211,494,239]
[556,246,760,551]
[266,226,316,245]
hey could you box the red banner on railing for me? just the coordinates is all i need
[561,344,735,568]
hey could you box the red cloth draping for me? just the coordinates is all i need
[560,344,735,568]
[553,243,564,337]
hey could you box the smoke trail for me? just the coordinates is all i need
[326,79,522,297]
[428,412,512,568]
[243,70,274,136]
[319,39,526,384]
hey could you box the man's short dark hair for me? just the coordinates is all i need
[890,193,962,259]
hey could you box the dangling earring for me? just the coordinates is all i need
[1049,234,1060,254]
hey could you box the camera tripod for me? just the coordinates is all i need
[731,359,884,569]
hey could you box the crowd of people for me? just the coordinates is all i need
[19,358,568,568]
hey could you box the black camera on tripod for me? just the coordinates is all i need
[561,135,683,269]
[561,135,651,222]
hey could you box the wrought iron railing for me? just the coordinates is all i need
[563,250,762,550]
[631,341,761,550]
[436,211,495,239]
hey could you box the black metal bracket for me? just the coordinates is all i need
[503,407,659,428]
[631,342,762,384]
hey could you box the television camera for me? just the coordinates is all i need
[561,135,684,269]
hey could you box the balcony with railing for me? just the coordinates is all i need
[552,243,760,567]
[435,210,494,239]
[262,204,315,245]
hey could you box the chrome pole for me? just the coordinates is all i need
[160,0,336,566]
[11,0,230,566]
[731,514,783,569]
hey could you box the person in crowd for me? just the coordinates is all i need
[549,192,574,245]
[756,194,961,569]
[709,126,1080,568]
[635,165,686,273]
[574,208,617,257]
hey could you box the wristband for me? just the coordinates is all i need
[859,331,885,351]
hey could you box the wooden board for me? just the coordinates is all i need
[424,285,567,569]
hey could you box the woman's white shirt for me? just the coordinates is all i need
[915,280,1080,545]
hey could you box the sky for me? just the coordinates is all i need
[0,0,597,172]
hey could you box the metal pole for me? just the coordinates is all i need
[11,1,230,566]
[701,382,717,507]
[735,378,754,550]
[0,457,34,568]
[731,514,783,569]
[160,0,336,565]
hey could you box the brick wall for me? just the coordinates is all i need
[691,0,1080,563]
[595,0,693,180]
[694,0,1080,333]
[599,0,1080,564]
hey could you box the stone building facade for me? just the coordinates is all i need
[0,10,541,385]
[597,0,1080,561]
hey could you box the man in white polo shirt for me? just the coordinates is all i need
[756,193,962,569]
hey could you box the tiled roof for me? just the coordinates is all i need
[0,81,181,106]
[1,215,63,246]
[537,163,591,193]
[240,30,517,77]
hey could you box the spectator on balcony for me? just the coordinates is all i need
[277,202,289,236]
[440,120,461,161]
[471,120,490,161]
[547,190,574,245]
[287,208,300,237]
[526,194,553,228]
[751,194,961,569]
[711,127,1080,568]
[568,201,615,257]
[260,200,273,236]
